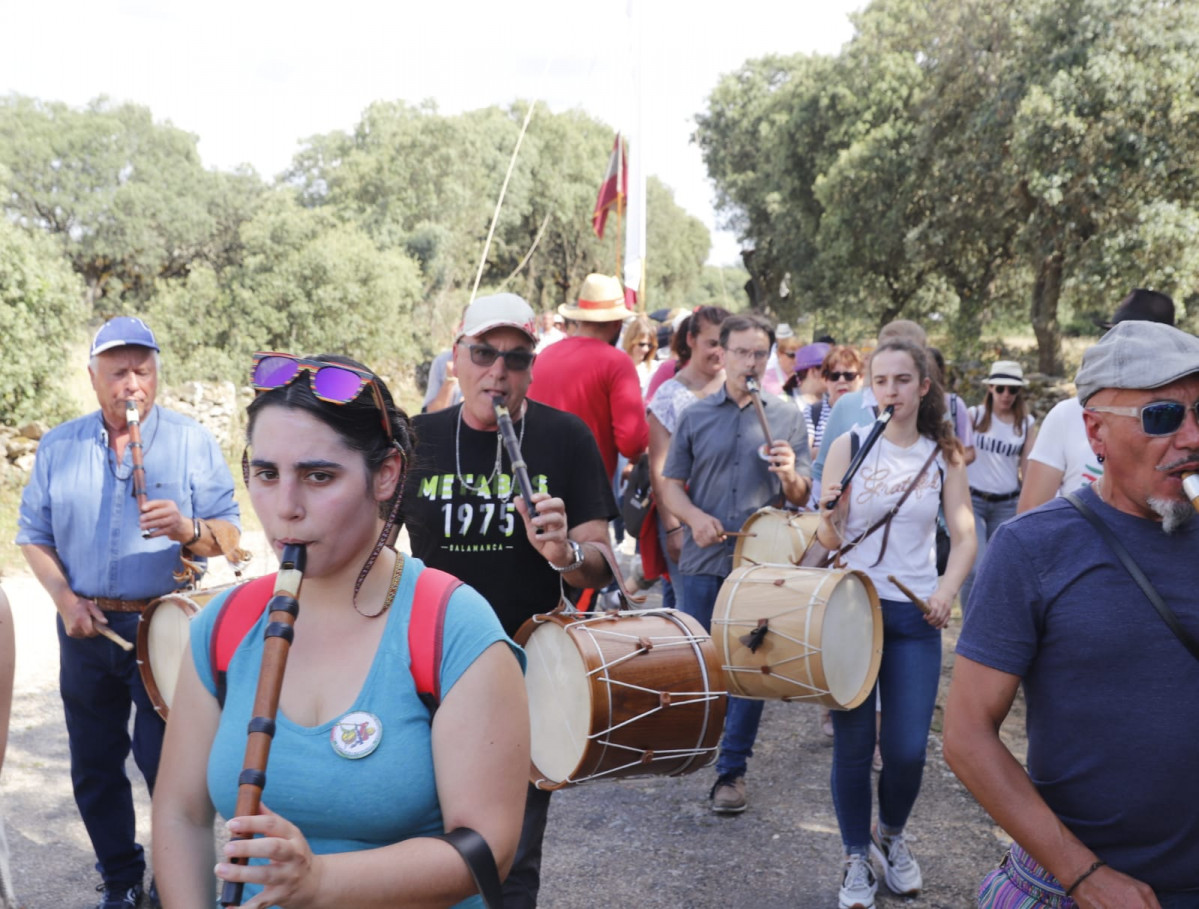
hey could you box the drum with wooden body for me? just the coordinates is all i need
[733,507,822,568]
[137,584,233,718]
[515,608,727,790]
[713,565,881,709]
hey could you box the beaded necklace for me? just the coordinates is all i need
[454,401,525,500]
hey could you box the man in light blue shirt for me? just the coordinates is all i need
[660,313,812,815]
[17,317,239,909]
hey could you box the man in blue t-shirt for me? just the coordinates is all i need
[944,320,1199,907]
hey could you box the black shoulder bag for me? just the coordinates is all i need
[1065,492,1199,662]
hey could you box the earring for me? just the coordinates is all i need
[1096,453,1105,464]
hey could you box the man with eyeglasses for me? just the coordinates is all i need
[17,317,240,909]
[659,312,812,814]
[944,320,1199,907]
[401,292,617,908]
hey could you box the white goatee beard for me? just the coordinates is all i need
[1148,497,1195,534]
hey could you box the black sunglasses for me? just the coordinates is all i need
[467,344,535,372]
[826,370,858,382]
[991,385,1022,395]
[1087,400,1199,437]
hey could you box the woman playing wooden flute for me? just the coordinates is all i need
[152,352,529,908]
[815,339,974,909]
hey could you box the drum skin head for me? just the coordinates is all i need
[713,565,882,709]
[522,621,590,783]
[734,508,822,569]
[137,586,229,718]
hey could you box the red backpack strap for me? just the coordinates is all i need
[210,572,277,707]
[409,567,463,714]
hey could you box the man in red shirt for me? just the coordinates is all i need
[528,274,648,482]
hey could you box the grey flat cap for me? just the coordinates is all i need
[1075,320,1199,404]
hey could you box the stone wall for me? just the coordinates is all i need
[1,382,251,480]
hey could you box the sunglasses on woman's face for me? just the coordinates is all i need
[251,352,392,441]
[992,385,1021,396]
[1086,400,1199,437]
[826,370,858,382]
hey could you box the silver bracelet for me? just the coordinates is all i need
[549,540,585,573]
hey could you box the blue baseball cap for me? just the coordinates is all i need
[90,317,160,356]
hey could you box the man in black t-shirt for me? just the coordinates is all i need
[402,292,616,908]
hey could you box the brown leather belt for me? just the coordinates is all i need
[93,597,154,613]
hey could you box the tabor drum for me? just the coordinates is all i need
[713,564,881,709]
[733,507,822,569]
[137,585,233,718]
[515,609,727,790]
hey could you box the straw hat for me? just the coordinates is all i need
[558,274,629,322]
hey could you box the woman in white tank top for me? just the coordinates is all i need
[814,339,975,908]
[960,360,1038,610]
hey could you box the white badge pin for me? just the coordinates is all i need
[331,711,383,759]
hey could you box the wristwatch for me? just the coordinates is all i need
[549,540,585,573]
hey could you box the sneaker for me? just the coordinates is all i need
[839,854,877,909]
[93,882,143,909]
[709,775,747,814]
[870,827,922,895]
[147,878,160,909]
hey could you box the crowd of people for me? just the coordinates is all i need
[6,281,1197,909]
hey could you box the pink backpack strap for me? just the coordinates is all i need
[210,573,277,707]
[409,567,463,714]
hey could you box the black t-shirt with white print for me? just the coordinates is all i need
[403,400,617,636]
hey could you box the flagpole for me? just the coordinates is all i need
[615,137,624,280]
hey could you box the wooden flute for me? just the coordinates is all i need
[493,396,539,518]
[220,543,306,907]
[744,376,775,451]
[126,400,151,539]
[825,405,895,510]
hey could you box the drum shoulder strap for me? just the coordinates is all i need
[210,566,463,713]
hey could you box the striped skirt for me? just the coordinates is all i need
[978,842,1076,909]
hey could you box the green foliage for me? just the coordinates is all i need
[145,192,424,382]
[0,95,267,314]
[286,102,711,349]
[697,0,1199,374]
[0,220,86,424]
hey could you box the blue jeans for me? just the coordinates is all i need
[680,573,764,780]
[831,598,941,852]
[961,491,1018,611]
[58,612,165,887]
[1158,892,1199,908]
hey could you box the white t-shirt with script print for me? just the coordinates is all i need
[841,428,944,602]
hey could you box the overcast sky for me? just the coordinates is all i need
[0,0,862,265]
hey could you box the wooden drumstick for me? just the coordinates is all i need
[96,624,134,652]
[720,531,756,539]
[887,575,931,616]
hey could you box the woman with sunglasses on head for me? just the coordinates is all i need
[959,361,1038,612]
[152,352,529,909]
[816,339,975,909]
